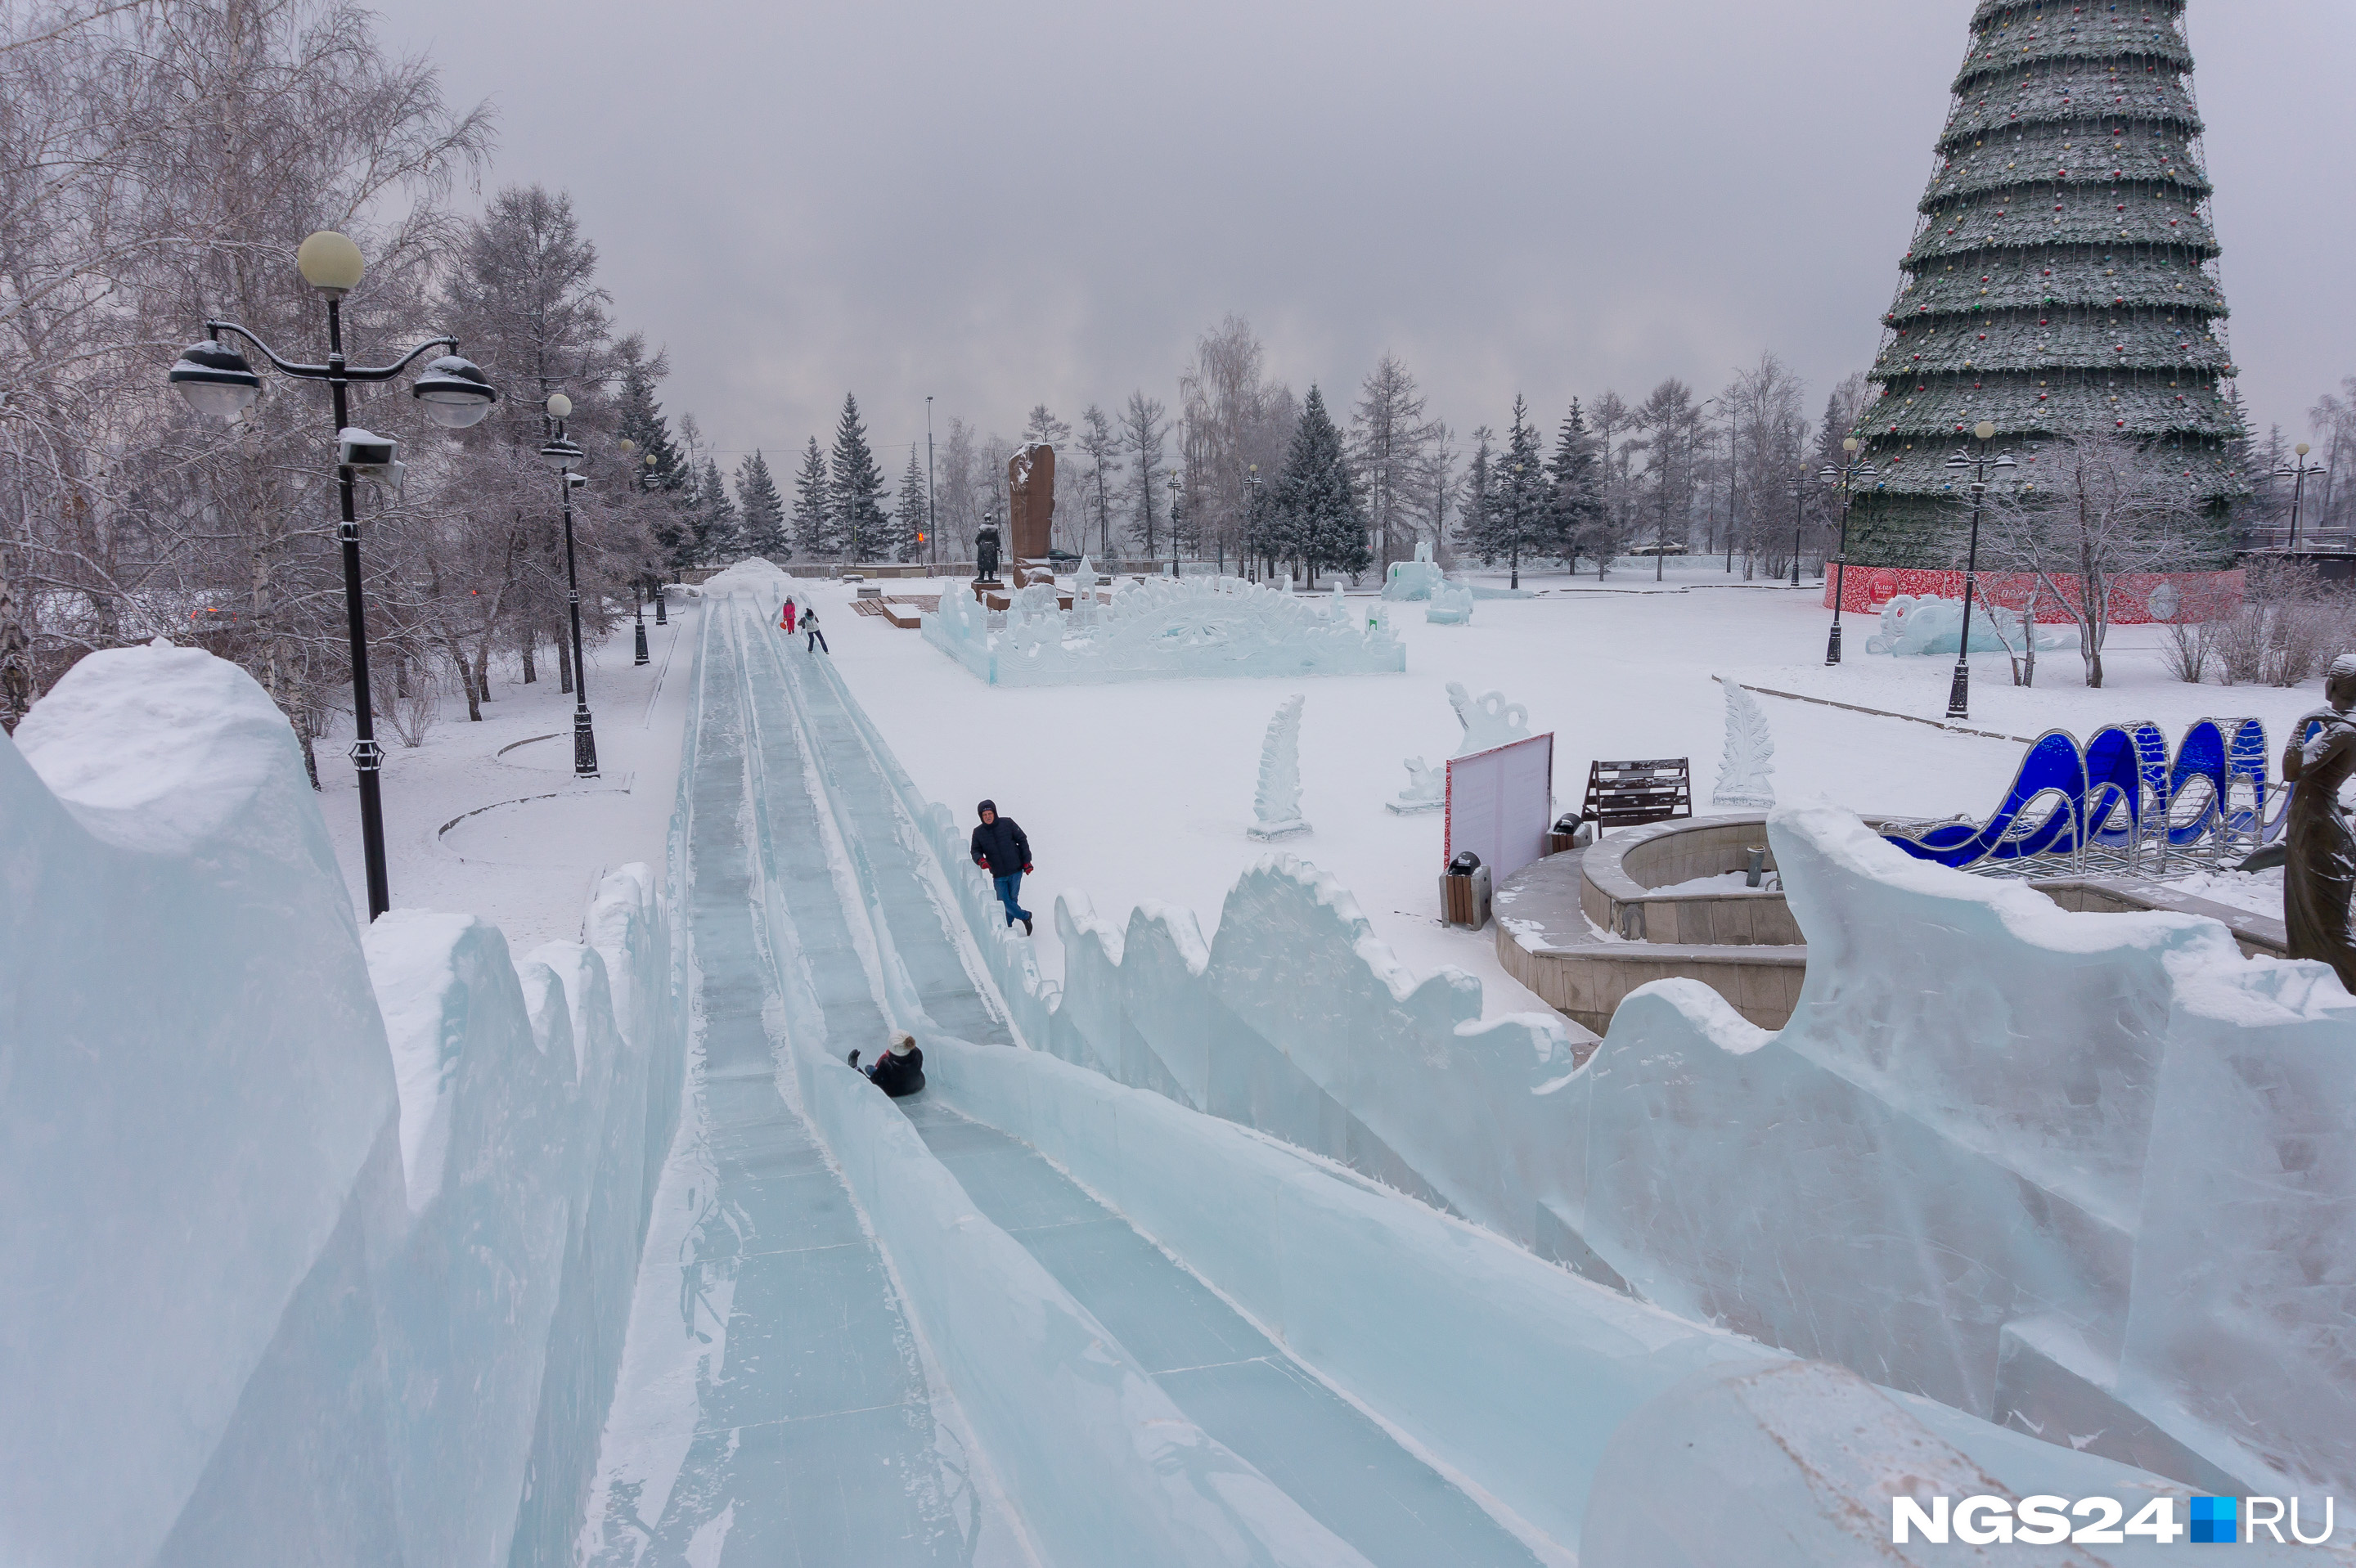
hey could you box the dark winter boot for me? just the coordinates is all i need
[847,1049,861,1069]
[1022,917,1033,936]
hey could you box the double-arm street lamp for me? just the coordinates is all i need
[168,230,497,920]
[537,394,599,777]
[1167,469,1182,578]
[1818,436,1879,665]
[2274,442,2330,553]
[1943,420,2017,721]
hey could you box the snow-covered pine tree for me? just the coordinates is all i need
[1471,396,1547,584]
[830,394,889,564]
[1273,386,1370,585]
[1120,392,1168,557]
[615,348,682,491]
[791,438,834,558]
[735,450,789,559]
[1463,428,1494,565]
[1547,400,1604,569]
[892,445,928,562]
[1023,404,1072,446]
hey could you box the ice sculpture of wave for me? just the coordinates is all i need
[924,568,1405,685]
[0,643,680,1567]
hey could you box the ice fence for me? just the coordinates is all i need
[803,649,2348,1538]
[0,644,682,1568]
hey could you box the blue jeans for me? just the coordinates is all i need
[992,872,1031,927]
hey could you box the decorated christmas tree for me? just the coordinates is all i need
[1847,1,2244,571]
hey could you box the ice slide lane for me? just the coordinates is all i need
[735,598,1549,1568]
[596,609,989,1566]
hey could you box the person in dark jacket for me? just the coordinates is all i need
[848,1031,925,1098]
[969,799,1033,934]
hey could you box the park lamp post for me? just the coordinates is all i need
[1943,420,2017,721]
[168,230,497,921]
[2274,443,2329,553]
[1248,465,1263,582]
[1818,436,1879,666]
[538,394,599,777]
[1168,469,1182,578]
[1784,474,1809,590]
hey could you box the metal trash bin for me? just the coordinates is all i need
[1441,851,1492,929]
[1546,813,1593,857]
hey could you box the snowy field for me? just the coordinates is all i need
[317,559,2324,1022]
[316,612,695,955]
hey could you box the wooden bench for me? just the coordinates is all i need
[1581,758,1693,835]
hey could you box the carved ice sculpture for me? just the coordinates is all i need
[1711,676,1777,810]
[1426,582,1475,625]
[1069,557,1099,629]
[1248,695,1311,840]
[1382,541,1450,601]
[1865,594,2079,657]
[1447,682,1531,757]
[920,573,1405,686]
[1387,756,1447,815]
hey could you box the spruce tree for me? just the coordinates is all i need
[1273,385,1370,585]
[615,357,682,492]
[695,456,740,563]
[829,393,888,563]
[892,446,928,562]
[791,438,834,558]
[1464,428,1494,563]
[735,450,789,560]
[1547,400,1604,568]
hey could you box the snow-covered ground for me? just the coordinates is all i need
[316,609,695,955]
[312,559,2322,1021]
[795,558,2326,1020]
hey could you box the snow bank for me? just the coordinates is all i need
[0,645,679,1566]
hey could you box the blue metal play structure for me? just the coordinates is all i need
[1880,717,2304,878]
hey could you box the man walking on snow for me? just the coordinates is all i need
[970,799,1033,934]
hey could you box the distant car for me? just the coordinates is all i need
[1045,547,1082,564]
[1625,542,1691,557]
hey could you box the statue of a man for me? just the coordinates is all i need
[974,519,1002,584]
[2281,653,2356,991]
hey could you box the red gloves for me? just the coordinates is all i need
[1023,863,1033,874]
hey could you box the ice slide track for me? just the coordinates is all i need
[609,591,1553,1566]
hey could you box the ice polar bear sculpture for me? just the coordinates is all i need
[1865,593,2079,657]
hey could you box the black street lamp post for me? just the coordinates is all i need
[1786,475,1807,589]
[1818,436,1879,666]
[2274,442,2329,553]
[633,575,650,666]
[539,394,599,776]
[167,230,496,921]
[1168,470,1182,579]
[1248,465,1263,582]
[1510,462,1526,591]
[1944,420,2017,721]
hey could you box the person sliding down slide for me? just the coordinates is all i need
[970,799,1033,935]
[780,595,796,634]
[803,605,829,654]
[848,1032,925,1098]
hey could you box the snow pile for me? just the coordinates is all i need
[0,645,678,1566]
[924,571,1406,685]
[696,555,794,599]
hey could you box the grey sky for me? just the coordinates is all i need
[374,0,2356,466]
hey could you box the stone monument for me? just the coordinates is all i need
[1009,443,1055,563]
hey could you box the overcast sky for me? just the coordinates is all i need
[373,0,2356,468]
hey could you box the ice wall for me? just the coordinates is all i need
[0,645,680,1566]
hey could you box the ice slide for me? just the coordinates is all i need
[586,588,2293,1567]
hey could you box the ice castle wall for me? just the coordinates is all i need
[0,645,679,1567]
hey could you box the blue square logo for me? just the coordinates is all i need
[2189,1496,2238,1543]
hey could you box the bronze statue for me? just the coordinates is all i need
[2281,654,2356,991]
[974,519,1002,584]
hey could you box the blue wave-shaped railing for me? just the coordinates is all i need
[1883,717,2286,874]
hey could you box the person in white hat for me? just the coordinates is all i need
[847,1031,924,1098]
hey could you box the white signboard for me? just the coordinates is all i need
[1446,733,1555,887]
